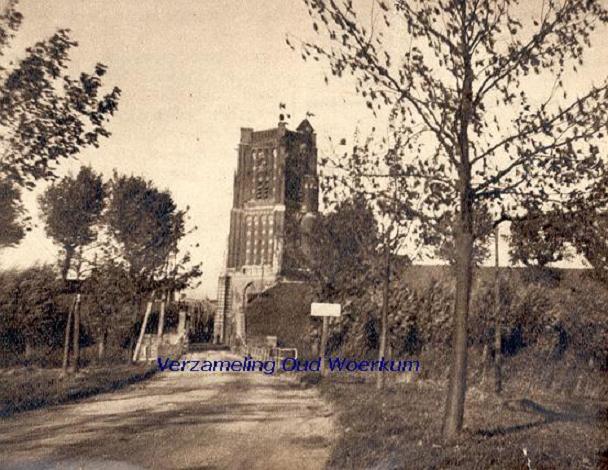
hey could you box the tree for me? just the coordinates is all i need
[106,173,186,280]
[39,166,106,279]
[321,130,421,389]
[295,195,380,302]
[430,203,493,267]
[288,195,380,359]
[39,166,106,372]
[105,173,201,360]
[0,0,120,247]
[85,260,136,361]
[509,208,571,267]
[296,0,608,440]
[0,179,27,249]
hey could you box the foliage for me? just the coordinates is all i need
[294,0,608,240]
[509,209,572,267]
[0,179,27,249]
[0,1,120,247]
[0,265,63,352]
[34,168,201,365]
[184,298,216,342]
[328,291,379,357]
[38,166,106,279]
[392,278,454,355]
[105,173,186,280]
[566,193,608,285]
[83,261,137,352]
[292,195,381,301]
[428,204,493,267]
[295,0,608,437]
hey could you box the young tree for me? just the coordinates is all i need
[322,130,422,389]
[375,216,403,390]
[0,1,120,247]
[39,166,106,372]
[296,0,608,440]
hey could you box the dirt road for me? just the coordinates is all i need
[0,351,335,470]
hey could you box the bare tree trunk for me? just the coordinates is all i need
[62,297,76,373]
[127,297,142,364]
[377,243,390,390]
[69,293,81,373]
[493,226,502,395]
[443,227,473,441]
[133,295,154,362]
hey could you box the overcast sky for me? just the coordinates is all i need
[1,1,605,297]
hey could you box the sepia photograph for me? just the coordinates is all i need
[0,0,607,468]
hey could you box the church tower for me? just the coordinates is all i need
[214,119,318,345]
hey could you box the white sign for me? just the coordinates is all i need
[311,302,341,317]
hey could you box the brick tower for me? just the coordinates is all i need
[213,119,318,345]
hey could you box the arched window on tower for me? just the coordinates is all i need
[254,148,272,200]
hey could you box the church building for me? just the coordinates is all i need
[213,119,319,345]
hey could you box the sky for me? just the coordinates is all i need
[0,0,372,298]
[0,1,606,297]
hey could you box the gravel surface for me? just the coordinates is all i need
[0,351,335,470]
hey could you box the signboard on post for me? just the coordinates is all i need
[310,302,341,317]
[311,303,341,377]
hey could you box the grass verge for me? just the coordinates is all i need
[0,362,157,417]
[317,377,608,469]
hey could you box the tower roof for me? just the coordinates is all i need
[296,119,314,134]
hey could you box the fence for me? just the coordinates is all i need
[238,345,298,363]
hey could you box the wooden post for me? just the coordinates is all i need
[133,295,154,362]
[479,344,488,386]
[177,309,187,337]
[319,316,329,377]
[494,225,502,394]
[97,328,106,361]
[157,292,167,339]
